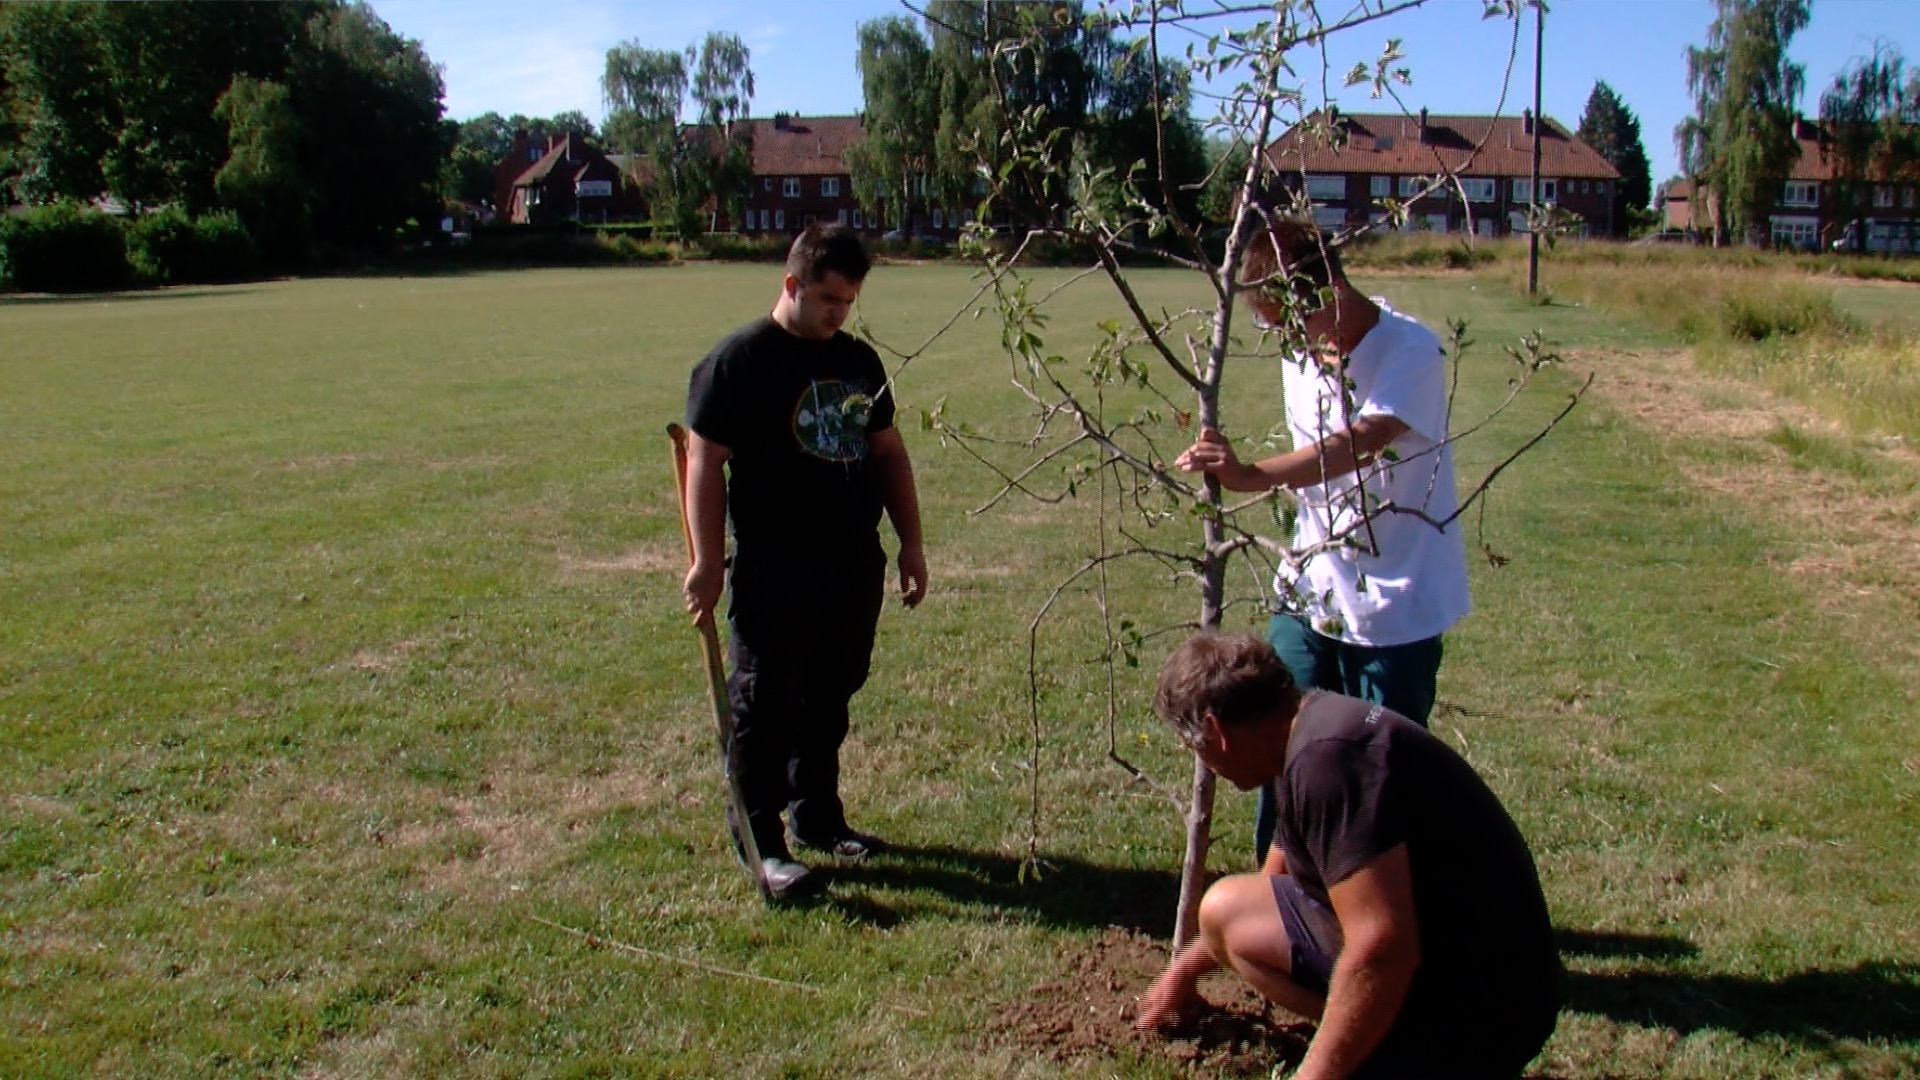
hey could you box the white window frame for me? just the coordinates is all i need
[1458,177,1496,203]
[1304,174,1346,201]
[1369,175,1391,198]
[822,177,841,198]
[773,209,785,230]
[1424,212,1449,232]
[852,208,864,229]
[1769,214,1817,249]
[1397,175,1427,198]
[782,177,800,198]
[1311,206,1346,231]
[1510,178,1557,203]
[932,208,945,229]
[837,209,848,225]
[1781,181,1818,207]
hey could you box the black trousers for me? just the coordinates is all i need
[724,547,886,857]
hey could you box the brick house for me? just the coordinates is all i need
[730,114,872,236]
[1661,119,1918,252]
[1262,108,1623,239]
[495,132,645,226]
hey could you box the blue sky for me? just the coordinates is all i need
[369,0,1917,188]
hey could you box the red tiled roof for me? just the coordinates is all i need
[1263,111,1619,180]
[747,115,865,176]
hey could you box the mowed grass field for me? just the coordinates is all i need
[3,263,1918,1078]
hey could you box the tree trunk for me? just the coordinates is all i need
[1173,756,1216,947]
[1173,387,1229,949]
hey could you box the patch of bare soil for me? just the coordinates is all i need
[985,927,1312,1075]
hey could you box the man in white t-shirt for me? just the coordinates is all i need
[1175,211,1470,863]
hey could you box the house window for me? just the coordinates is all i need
[1509,210,1531,233]
[822,177,841,197]
[1311,206,1346,231]
[774,210,785,230]
[1769,214,1818,249]
[971,176,988,196]
[963,208,975,225]
[1304,174,1345,201]
[837,209,848,225]
[1510,178,1557,203]
[1782,181,1818,207]
[1476,218,1494,237]
[1874,185,1895,208]
[1370,175,1391,198]
[1596,180,1607,195]
[1458,178,1496,203]
[763,178,773,191]
[782,178,800,198]
[853,209,864,228]
[1905,187,1916,208]
[1397,176,1427,198]
[911,175,928,197]
[933,208,945,229]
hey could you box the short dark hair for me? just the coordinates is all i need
[786,223,871,285]
[1236,183,1344,309]
[1153,633,1296,746]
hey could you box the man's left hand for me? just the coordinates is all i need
[897,543,927,608]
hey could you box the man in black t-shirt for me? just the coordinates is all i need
[1138,634,1561,1079]
[682,224,927,900]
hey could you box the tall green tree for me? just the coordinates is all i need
[0,3,116,204]
[689,33,756,234]
[214,75,310,258]
[603,32,754,240]
[289,2,448,253]
[924,1,1112,224]
[1676,0,1811,246]
[1819,42,1920,250]
[846,16,937,233]
[1079,40,1208,228]
[1576,80,1653,236]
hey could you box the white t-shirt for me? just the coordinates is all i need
[1273,300,1471,647]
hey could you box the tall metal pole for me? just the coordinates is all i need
[1527,1,1544,296]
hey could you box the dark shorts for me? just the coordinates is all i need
[1268,876,1555,1079]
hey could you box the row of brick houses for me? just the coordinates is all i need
[491,108,1747,244]
[1660,117,1920,253]
[1261,108,1623,238]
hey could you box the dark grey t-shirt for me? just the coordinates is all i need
[1270,692,1561,1037]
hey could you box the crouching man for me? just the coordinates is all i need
[1139,633,1561,1079]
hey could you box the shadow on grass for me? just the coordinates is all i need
[816,842,1180,936]
[0,286,263,305]
[1567,960,1920,1048]
[1556,928,1700,963]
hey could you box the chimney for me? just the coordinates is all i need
[1418,107,1429,143]
[1523,108,1534,136]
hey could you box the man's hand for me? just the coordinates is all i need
[683,560,723,627]
[1175,427,1262,492]
[1135,939,1217,1033]
[897,542,927,608]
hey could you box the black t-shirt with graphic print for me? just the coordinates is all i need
[1271,692,1561,1042]
[686,316,896,564]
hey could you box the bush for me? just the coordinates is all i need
[0,202,132,293]
[127,208,259,284]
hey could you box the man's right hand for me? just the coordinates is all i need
[1175,426,1261,492]
[683,560,723,627]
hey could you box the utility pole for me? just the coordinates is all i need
[1527,0,1544,296]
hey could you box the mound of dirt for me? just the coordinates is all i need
[985,927,1313,1075]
